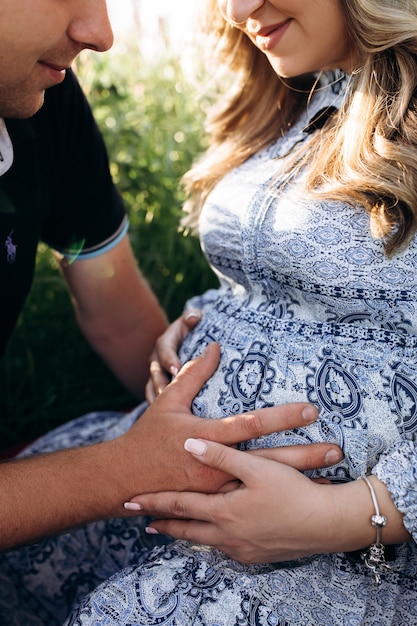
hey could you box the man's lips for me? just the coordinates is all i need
[39,60,70,72]
[38,60,70,85]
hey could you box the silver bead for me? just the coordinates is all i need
[371,514,387,528]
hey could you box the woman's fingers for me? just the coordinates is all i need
[145,360,170,403]
[139,490,221,523]
[184,438,259,483]
[155,309,202,376]
[125,439,337,562]
[147,310,203,400]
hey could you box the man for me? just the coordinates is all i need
[0,1,341,623]
[0,0,167,395]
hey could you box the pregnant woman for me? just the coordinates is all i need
[67,0,416,624]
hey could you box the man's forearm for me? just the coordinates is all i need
[61,236,168,398]
[83,296,168,398]
[0,441,126,551]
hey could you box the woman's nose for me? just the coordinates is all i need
[218,0,266,26]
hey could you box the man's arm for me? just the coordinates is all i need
[59,234,168,397]
[0,344,341,551]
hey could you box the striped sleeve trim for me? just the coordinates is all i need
[53,215,129,261]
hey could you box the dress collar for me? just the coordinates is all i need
[0,119,14,176]
[268,70,349,159]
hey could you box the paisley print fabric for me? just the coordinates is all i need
[66,542,417,626]
[1,72,416,625]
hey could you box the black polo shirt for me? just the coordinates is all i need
[0,69,127,355]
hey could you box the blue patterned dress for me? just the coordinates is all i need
[2,72,417,625]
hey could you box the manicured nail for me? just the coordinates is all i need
[124,502,142,511]
[170,365,179,377]
[184,438,208,456]
[324,449,341,466]
[185,311,202,321]
[302,406,317,423]
[145,527,159,535]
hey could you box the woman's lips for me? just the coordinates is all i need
[253,19,292,52]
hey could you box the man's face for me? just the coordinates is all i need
[0,0,113,118]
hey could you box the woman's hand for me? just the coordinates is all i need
[127,439,340,562]
[126,438,410,564]
[145,309,202,403]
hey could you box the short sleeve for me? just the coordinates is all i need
[34,69,127,257]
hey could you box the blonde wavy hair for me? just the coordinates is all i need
[182,0,417,256]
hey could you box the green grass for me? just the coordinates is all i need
[0,47,218,451]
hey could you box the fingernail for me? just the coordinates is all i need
[185,311,201,321]
[202,344,212,357]
[184,438,208,456]
[124,502,142,511]
[145,527,159,535]
[170,365,179,377]
[302,406,317,423]
[324,449,341,466]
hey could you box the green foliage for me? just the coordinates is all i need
[77,47,217,318]
[0,47,218,451]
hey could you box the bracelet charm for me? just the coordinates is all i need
[361,541,391,585]
[359,475,391,585]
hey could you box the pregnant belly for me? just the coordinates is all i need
[178,308,413,482]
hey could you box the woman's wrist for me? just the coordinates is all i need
[331,475,410,556]
[366,475,411,545]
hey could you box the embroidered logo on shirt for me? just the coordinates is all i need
[5,230,17,263]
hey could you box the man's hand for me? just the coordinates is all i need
[118,343,342,501]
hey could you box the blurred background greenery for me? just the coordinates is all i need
[0,43,219,452]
